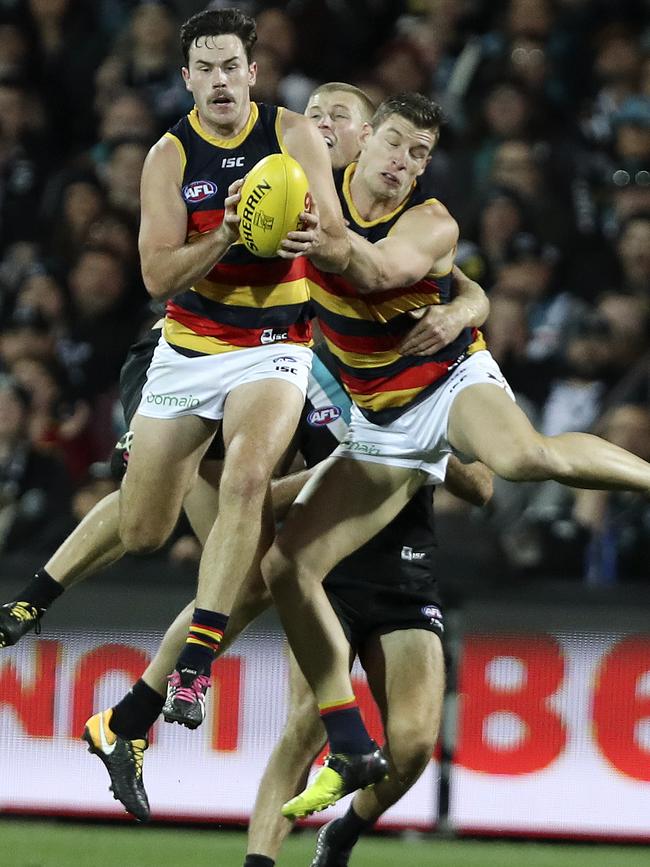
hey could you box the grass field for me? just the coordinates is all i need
[0,820,647,867]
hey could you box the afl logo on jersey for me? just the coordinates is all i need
[307,405,342,427]
[182,180,218,202]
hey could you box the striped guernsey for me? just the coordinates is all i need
[308,163,486,425]
[163,102,312,356]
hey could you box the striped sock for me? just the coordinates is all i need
[176,608,229,675]
[319,697,374,755]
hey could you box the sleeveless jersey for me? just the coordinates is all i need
[308,163,486,424]
[163,102,312,356]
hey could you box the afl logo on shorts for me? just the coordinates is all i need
[182,180,218,202]
[307,405,342,427]
[421,605,444,630]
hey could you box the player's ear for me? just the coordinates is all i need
[416,155,432,177]
[248,62,257,87]
[358,122,373,149]
[182,67,191,92]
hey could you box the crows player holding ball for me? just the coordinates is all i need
[0,80,491,867]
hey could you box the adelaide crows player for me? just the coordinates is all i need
[262,91,650,820]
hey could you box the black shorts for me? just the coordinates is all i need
[111,328,224,479]
[325,578,444,652]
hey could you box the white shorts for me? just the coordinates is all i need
[137,337,312,420]
[336,350,514,482]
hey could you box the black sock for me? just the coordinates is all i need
[243,856,275,867]
[176,608,228,676]
[319,703,374,754]
[16,569,64,610]
[329,804,374,847]
[110,679,165,740]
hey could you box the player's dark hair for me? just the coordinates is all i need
[309,82,376,122]
[180,8,257,64]
[371,92,443,134]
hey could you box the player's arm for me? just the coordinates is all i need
[398,265,490,356]
[343,200,459,294]
[444,456,493,507]
[280,112,350,273]
[138,136,241,301]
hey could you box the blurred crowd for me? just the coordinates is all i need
[0,0,647,584]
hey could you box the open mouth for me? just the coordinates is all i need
[211,95,234,107]
[380,171,400,186]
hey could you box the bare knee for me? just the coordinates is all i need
[220,454,272,505]
[119,509,172,555]
[387,722,437,784]
[488,436,555,482]
[262,543,316,598]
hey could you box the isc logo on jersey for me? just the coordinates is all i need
[307,406,342,427]
[182,180,218,202]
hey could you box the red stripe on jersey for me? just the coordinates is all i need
[318,319,400,353]
[188,209,225,234]
[308,267,442,304]
[166,303,312,346]
[340,358,453,395]
[205,257,311,286]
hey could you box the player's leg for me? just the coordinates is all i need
[119,411,216,554]
[448,382,650,491]
[244,650,327,867]
[164,376,305,727]
[310,628,444,865]
[0,491,125,647]
[84,568,272,823]
[82,459,222,823]
[264,456,424,817]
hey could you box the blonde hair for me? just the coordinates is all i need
[309,82,376,122]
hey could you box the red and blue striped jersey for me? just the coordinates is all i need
[163,102,312,356]
[308,163,485,424]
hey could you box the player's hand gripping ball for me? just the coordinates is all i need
[237,153,310,257]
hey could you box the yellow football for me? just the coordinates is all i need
[237,153,310,258]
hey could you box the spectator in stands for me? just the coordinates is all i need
[94,0,192,134]
[19,0,107,152]
[464,185,532,285]
[487,138,575,245]
[84,208,140,277]
[89,88,158,175]
[0,373,73,554]
[58,245,143,399]
[491,232,586,372]
[596,291,650,373]
[0,306,58,369]
[585,26,644,147]
[0,15,32,81]
[538,311,613,437]
[12,264,67,324]
[0,78,51,253]
[254,6,315,111]
[102,138,148,219]
[505,404,650,582]
[41,171,106,270]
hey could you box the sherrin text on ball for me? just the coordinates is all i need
[237,153,310,257]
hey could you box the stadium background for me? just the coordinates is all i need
[0,0,649,863]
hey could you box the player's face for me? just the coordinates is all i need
[182,34,257,135]
[357,113,435,202]
[305,91,366,169]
